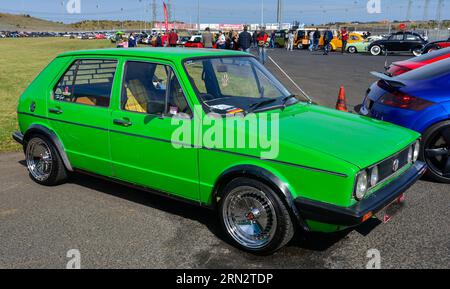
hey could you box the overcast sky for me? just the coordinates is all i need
[0,0,448,24]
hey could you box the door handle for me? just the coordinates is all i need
[113,119,132,127]
[49,108,63,114]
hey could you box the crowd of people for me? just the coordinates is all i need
[202,26,271,64]
[112,26,373,65]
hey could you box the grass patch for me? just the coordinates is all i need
[0,38,112,153]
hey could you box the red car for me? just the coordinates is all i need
[95,33,106,40]
[184,35,204,48]
[386,47,450,76]
[422,37,450,54]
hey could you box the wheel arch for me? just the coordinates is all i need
[212,164,309,231]
[23,124,73,172]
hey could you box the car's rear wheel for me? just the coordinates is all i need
[218,177,294,255]
[25,135,68,186]
[412,47,423,57]
[370,45,382,56]
[421,121,450,183]
[348,46,357,54]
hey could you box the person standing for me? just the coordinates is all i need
[256,27,268,64]
[287,30,294,51]
[128,32,137,48]
[238,26,252,53]
[156,33,163,47]
[161,32,168,47]
[252,29,258,49]
[217,31,226,49]
[115,32,123,48]
[313,28,321,51]
[340,27,348,54]
[169,29,178,47]
[270,31,276,48]
[309,30,315,51]
[323,28,333,55]
[202,27,214,48]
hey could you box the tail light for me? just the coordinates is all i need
[379,91,434,111]
[386,65,411,76]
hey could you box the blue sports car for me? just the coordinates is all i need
[360,58,450,183]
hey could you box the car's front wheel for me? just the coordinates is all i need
[421,121,450,183]
[370,45,382,56]
[25,135,68,186]
[218,177,294,255]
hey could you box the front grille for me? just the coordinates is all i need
[377,146,411,182]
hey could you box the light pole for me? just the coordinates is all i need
[197,0,200,32]
[261,0,264,27]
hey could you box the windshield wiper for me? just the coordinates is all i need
[247,99,278,113]
[281,95,298,110]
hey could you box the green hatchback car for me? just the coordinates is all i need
[14,48,426,254]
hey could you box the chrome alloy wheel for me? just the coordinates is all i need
[26,138,53,182]
[222,186,277,249]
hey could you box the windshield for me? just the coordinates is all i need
[183,56,292,113]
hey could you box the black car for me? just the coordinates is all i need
[368,32,427,56]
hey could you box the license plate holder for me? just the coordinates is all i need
[376,194,405,223]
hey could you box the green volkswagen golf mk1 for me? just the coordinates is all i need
[13,48,426,254]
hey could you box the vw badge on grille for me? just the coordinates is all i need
[392,159,400,172]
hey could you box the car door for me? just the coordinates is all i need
[109,59,199,201]
[386,33,405,51]
[48,57,119,177]
[404,33,422,51]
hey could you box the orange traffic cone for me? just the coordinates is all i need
[336,86,348,112]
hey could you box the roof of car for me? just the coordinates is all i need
[58,47,247,61]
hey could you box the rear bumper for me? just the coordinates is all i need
[12,131,24,145]
[294,161,427,227]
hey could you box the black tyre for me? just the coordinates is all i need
[218,177,295,255]
[348,46,357,54]
[420,121,450,183]
[370,45,382,56]
[25,134,68,186]
[412,47,423,57]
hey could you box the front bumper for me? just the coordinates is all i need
[12,131,24,145]
[294,161,427,227]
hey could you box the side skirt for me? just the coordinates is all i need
[74,169,211,210]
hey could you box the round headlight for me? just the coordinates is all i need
[370,166,379,187]
[355,171,368,200]
[413,140,420,162]
[407,146,413,163]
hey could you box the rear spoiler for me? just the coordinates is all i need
[370,71,406,88]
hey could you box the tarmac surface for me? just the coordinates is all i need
[0,49,449,269]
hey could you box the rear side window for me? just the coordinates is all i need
[54,59,117,107]
[389,34,404,41]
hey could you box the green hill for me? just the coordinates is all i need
[0,13,152,32]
